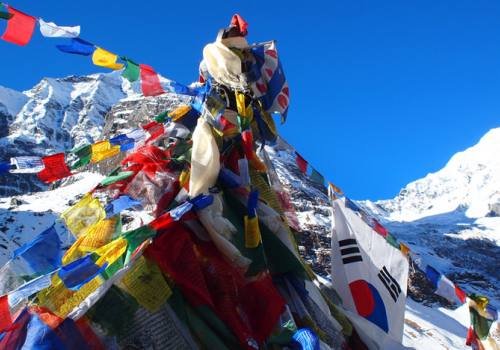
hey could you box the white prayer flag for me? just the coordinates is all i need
[39,18,80,38]
[10,156,44,173]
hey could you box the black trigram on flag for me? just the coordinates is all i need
[339,238,363,265]
[378,266,402,302]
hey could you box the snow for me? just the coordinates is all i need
[0,85,28,116]
[403,299,470,350]
[374,128,500,222]
[0,172,103,265]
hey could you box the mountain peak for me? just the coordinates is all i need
[373,127,500,222]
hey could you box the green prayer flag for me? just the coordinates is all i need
[123,225,156,264]
[70,144,92,170]
[470,307,494,340]
[121,57,140,82]
[386,233,399,249]
[310,168,325,186]
[0,11,13,19]
[154,111,169,123]
[100,171,134,186]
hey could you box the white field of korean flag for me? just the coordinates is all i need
[331,198,409,350]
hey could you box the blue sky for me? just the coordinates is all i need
[1,1,500,200]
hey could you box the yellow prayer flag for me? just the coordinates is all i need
[61,194,106,237]
[38,274,103,318]
[328,182,344,196]
[121,256,172,313]
[92,47,124,70]
[399,242,411,256]
[169,105,192,121]
[62,235,86,265]
[244,215,261,248]
[179,169,190,188]
[95,237,127,267]
[91,140,120,163]
[79,217,118,252]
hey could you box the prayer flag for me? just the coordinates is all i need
[8,273,54,308]
[329,181,344,196]
[56,38,95,56]
[105,195,141,218]
[292,328,320,350]
[39,18,80,38]
[0,161,12,173]
[99,171,134,187]
[140,64,165,96]
[0,295,12,333]
[125,128,147,145]
[399,242,410,256]
[70,144,92,170]
[295,153,308,173]
[143,121,164,142]
[110,134,135,151]
[37,153,72,183]
[244,215,261,248]
[10,156,44,173]
[12,225,62,274]
[61,194,106,237]
[1,6,36,46]
[121,57,140,82]
[250,41,289,122]
[59,255,106,291]
[310,168,324,186]
[468,295,496,340]
[91,140,120,163]
[230,14,248,36]
[92,47,124,70]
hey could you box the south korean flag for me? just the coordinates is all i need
[331,199,409,350]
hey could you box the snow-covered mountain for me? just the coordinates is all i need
[0,71,172,195]
[0,71,498,349]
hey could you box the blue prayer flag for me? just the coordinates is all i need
[425,265,441,289]
[291,328,320,350]
[309,168,324,186]
[59,255,106,290]
[0,162,12,174]
[22,314,66,350]
[105,195,142,218]
[12,225,62,275]
[56,38,95,56]
[110,134,135,151]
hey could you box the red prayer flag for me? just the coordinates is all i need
[1,6,36,46]
[37,153,72,183]
[140,64,165,97]
[455,286,467,304]
[373,219,388,238]
[295,152,308,173]
[143,121,165,142]
[0,295,12,332]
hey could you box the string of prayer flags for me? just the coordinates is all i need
[140,64,165,97]
[0,6,36,46]
[121,57,140,82]
[12,225,62,275]
[425,265,466,305]
[61,194,106,237]
[37,153,72,183]
[91,140,120,163]
[38,18,80,38]
[56,38,95,56]
[295,152,308,174]
[92,47,124,70]
[10,156,44,173]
